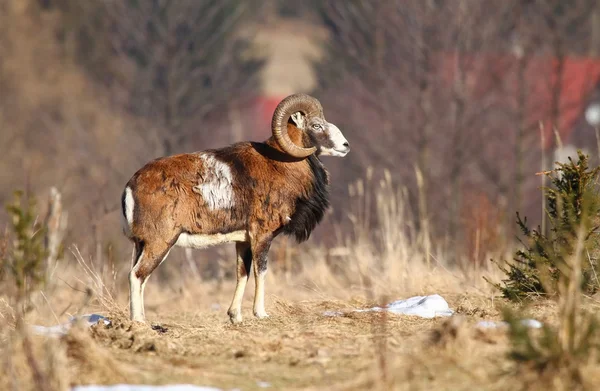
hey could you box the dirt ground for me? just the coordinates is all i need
[2,248,597,391]
[3,276,570,391]
[74,287,509,391]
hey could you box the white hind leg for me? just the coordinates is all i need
[128,241,172,322]
[129,244,145,322]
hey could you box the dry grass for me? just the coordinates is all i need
[1,270,588,391]
[0,172,596,391]
[0,229,542,390]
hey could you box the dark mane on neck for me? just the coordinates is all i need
[283,155,330,243]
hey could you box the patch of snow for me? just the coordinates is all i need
[72,386,222,391]
[30,323,72,337]
[476,319,543,330]
[384,295,454,318]
[323,295,454,319]
[30,314,110,337]
[256,381,271,388]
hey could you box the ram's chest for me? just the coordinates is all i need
[245,187,291,229]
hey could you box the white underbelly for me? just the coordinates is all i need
[175,230,248,249]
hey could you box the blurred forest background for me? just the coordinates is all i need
[2,0,600,273]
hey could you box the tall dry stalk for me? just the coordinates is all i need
[72,246,120,315]
[324,168,483,299]
[44,187,67,279]
[540,122,547,235]
[415,165,431,267]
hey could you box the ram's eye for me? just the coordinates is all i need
[312,124,323,131]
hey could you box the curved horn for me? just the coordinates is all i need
[271,94,323,158]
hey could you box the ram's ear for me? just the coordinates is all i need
[290,112,305,129]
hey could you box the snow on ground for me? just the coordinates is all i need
[71,382,272,390]
[323,294,545,328]
[476,319,543,329]
[30,314,110,337]
[324,294,454,318]
[71,386,224,391]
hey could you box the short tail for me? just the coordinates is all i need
[121,186,135,238]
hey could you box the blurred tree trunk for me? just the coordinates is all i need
[448,53,466,260]
[592,4,600,56]
[514,54,527,224]
[512,1,530,228]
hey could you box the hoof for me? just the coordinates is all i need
[228,309,243,324]
[253,311,269,319]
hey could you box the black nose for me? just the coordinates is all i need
[343,142,349,147]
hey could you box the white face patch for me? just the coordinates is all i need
[320,123,350,157]
[122,187,135,236]
[194,153,235,210]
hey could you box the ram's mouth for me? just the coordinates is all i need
[332,147,350,156]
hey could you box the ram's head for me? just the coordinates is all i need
[272,94,350,158]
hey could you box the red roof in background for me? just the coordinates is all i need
[224,95,286,141]
[441,52,600,149]
[254,95,285,125]
[548,58,600,133]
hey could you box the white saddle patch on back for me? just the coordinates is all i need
[175,230,248,249]
[194,153,235,210]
